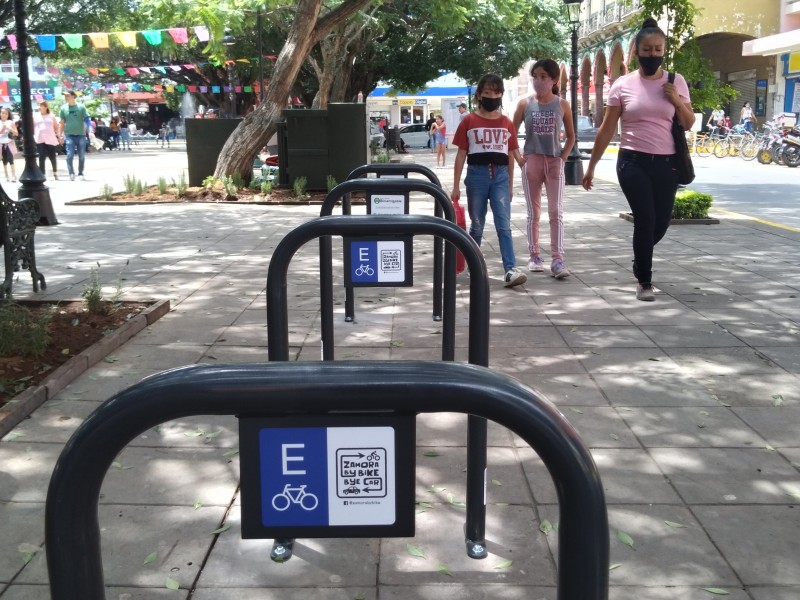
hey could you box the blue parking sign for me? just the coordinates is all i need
[259,427,328,527]
[344,236,412,287]
[350,240,379,284]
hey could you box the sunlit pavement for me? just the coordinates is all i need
[1,144,799,599]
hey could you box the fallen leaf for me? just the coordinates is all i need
[223,449,239,457]
[568,407,584,414]
[423,450,439,457]
[616,530,634,548]
[165,577,180,590]
[787,492,800,501]
[436,563,453,576]
[193,499,203,510]
[428,486,447,493]
[701,588,729,595]
[210,524,230,535]
[61,348,70,355]
[111,461,134,470]
[406,544,425,558]
[664,520,686,528]
[539,519,553,535]
[415,501,432,509]
[609,563,622,570]
[609,433,620,440]
[493,560,513,569]
[184,428,205,438]
[772,394,784,406]
[143,551,158,565]
[491,479,502,486]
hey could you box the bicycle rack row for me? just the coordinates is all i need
[46,361,609,600]
[267,215,490,559]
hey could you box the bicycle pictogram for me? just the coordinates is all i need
[271,484,319,511]
[355,264,374,276]
[366,450,380,461]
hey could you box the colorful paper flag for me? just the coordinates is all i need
[115,31,137,48]
[7,35,16,50]
[142,30,162,46]
[168,28,188,44]
[88,33,109,49]
[126,67,140,76]
[194,26,209,42]
[36,35,57,51]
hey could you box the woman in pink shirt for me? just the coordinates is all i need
[34,101,60,180]
[582,17,695,301]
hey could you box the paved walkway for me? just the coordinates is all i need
[1,147,799,600]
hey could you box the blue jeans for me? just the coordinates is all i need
[65,134,87,176]
[464,163,517,272]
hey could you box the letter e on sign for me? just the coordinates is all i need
[282,443,306,475]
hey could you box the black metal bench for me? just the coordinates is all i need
[1,184,46,299]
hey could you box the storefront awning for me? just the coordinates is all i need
[743,29,800,56]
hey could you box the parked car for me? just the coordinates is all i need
[576,115,598,153]
[398,123,432,148]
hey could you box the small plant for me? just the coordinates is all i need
[123,174,137,193]
[326,175,337,193]
[81,267,104,314]
[100,183,114,201]
[133,178,145,196]
[293,176,308,198]
[157,176,169,194]
[0,303,52,357]
[221,175,238,198]
[172,172,188,197]
[374,151,390,164]
[202,175,217,190]
[261,179,272,195]
[673,189,713,219]
[249,176,263,190]
[231,171,245,190]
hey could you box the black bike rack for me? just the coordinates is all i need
[45,361,609,600]
[322,176,454,325]
[267,215,491,559]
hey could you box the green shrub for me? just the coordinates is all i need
[81,267,104,314]
[221,175,238,198]
[100,184,114,201]
[261,179,273,195]
[157,176,169,194]
[673,189,713,219]
[0,303,52,357]
[173,172,188,197]
[374,151,390,164]
[133,179,144,196]
[293,176,308,198]
[326,175,337,193]
[231,171,245,190]
[202,175,217,190]
[123,174,137,193]
[249,176,263,190]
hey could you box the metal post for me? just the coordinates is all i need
[228,62,237,118]
[564,23,584,185]
[14,0,58,225]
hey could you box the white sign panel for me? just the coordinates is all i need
[370,194,406,215]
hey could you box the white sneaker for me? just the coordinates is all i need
[636,283,656,301]
[78,174,85,181]
[504,269,527,288]
[69,174,75,181]
[528,256,544,272]
[551,259,570,279]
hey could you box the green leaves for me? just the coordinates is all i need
[165,577,180,590]
[406,544,425,558]
[493,559,513,570]
[539,519,553,535]
[436,563,453,576]
[701,588,729,595]
[143,550,158,565]
[616,530,634,549]
[210,524,230,535]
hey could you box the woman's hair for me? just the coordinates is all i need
[39,101,50,113]
[531,59,560,95]
[0,107,10,119]
[635,17,666,51]
[476,74,504,98]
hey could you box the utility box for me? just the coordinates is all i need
[283,103,368,191]
[184,118,240,187]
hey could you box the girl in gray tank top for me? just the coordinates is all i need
[512,58,576,280]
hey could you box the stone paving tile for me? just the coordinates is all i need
[487,325,568,348]
[0,503,44,585]
[379,585,555,599]
[723,322,800,346]
[490,347,585,376]
[754,345,800,373]
[1,399,101,444]
[557,325,657,348]
[415,413,514,448]
[198,506,379,587]
[618,406,768,447]
[664,347,790,376]
[640,324,747,348]
[732,407,800,448]
[519,374,608,406]
[693,505,800,586]
[693,306,792,324]
[578,348,683,374]
[0,443,64,502]
[16,504,226,587]
[593,373,719,407]
[538,504,738,586]
[699,373,800,407]
[512,407,639,449]
[649,447,800,504]
[519,447,682,505]
[0,585,187,599]
[614,304,710,326]
[748,586,800,600]
[609,587,751,600]
[192,588,375,600]
[379,505,554,585]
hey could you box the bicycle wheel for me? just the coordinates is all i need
[696,139,710,157]
[740,141,758,161]
[713,140,729,158]
[300,493,319,510]
[272,493,291,511]
[757,148,773,165]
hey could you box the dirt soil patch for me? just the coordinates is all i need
[70,185,336,205]
[0,301,150,407]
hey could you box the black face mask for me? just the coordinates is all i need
[638,55,664,76]
[479,96,502,112]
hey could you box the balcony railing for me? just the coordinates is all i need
[579,0,641,38]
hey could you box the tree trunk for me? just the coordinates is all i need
[214,0,373,179]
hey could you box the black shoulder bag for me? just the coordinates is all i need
[668,72,695,185]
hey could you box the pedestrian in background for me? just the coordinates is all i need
[34,101,59,180]
[0,107,18,182]
[458,102,468,123]
[451,73,527,288]
[582,17,694,301]
[513,58,575,279]
[431,115,447,167]
[425,114,436,151]
[58,91,91,180]
[118,115,132,150]
[740,101,755,133]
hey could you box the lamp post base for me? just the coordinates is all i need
[564,155,584,186]
[18,185,59,226]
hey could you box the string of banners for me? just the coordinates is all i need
[5,26,213,50]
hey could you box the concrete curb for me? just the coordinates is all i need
[618,212,720,225]
[0,298,170,439]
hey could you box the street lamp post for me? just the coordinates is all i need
[563,0,584,186]
[257,10,265,103]
[221,29,237,117]
[13,0,58,225]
